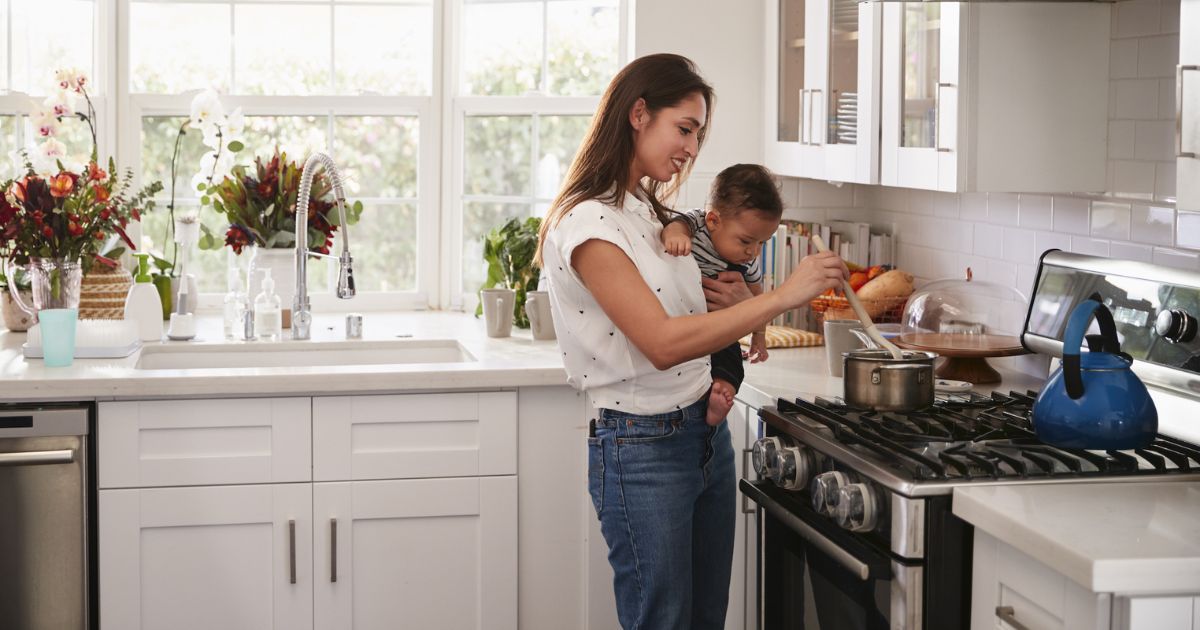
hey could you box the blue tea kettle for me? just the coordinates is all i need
[1032,299,1158,449]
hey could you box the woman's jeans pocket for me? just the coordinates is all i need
[587,436,604,516]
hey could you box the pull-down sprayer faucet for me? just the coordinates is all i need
[292,152,355,340]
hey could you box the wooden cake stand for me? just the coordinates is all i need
[893,333,1028,384]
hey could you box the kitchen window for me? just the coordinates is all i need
[2,0,628,310]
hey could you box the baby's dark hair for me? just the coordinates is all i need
[709,164,784,220]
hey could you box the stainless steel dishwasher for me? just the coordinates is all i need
[0,403,92,630]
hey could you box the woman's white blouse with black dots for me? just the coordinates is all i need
[543,190,712,415]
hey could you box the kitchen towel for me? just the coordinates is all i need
[739,325,823,348]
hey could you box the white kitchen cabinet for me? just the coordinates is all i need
[100,483,313,630]
[729,397,762,630]
[98,397,311,488]
[1179,0,1200,214]
[879,3,1109,193]
[973,530,1200,630]
[313,476,517,630]
[764,0,881,184]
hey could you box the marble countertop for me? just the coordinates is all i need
[954,482,1200,595]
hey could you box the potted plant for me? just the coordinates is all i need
[0,266,34,331]
[476,216,541,329]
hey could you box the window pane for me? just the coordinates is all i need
[461,202,531,294]
[129,3,232,93]
[141,116,213,204]
[350,203,417,292]
[461,1,543,95]
[234,5,331,95]
[138,202,229,293]
[537,115,589,199]
[0,116,18,180]
[11,0,94,95]
[464,115,531,196]
[335,116,419,198]
[546,1,618,96]
[334,4,432,95]
[0,6,8,90]
[240,115,329,163]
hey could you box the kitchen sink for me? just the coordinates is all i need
[135,339,476,370]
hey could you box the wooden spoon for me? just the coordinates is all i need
[810,235,904,360]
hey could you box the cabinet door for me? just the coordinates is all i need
[818,0,882,184]
[313,476,517,630]
[100,484,313,630]
[764,0,810,177]
[881,2,961,191]
[99,398,311,488]
[725,400,749,630]
[1179,0,1200,214]
[313,391,516,481]
[1113,596,1196,630]
[739,402,762,630]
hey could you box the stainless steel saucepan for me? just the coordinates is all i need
[843,347,939,411]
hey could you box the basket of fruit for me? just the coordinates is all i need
[810,265,915,328]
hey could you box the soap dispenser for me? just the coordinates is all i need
[254,269,283,341]
[223,267,248,341]
[125,253,164,342]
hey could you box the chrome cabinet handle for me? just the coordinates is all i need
[330,518,338,583]
[0,449,74,466]
[811,88,824,146]
[741,449,756,514]
[288,519,297,585]
[935,82,955,153]
[995,606,1032,630]
[1178,65,1198,158]
[800,88,811,145]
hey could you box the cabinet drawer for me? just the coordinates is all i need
[313,392,517,481]
[99,398,311,488]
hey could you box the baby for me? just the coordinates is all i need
[661,163,783,426]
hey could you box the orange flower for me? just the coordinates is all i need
[49,173,74,198]
[87,162,107,181]
[93,185,109,203]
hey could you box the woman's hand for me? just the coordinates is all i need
[702,271,753,311]
[776,251,849,309]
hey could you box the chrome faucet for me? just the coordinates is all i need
[293,152,355,340]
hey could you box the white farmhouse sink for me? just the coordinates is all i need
[135,339,476,370]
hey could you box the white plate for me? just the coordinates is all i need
[934,379,973,393]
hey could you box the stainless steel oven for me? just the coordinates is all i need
[0,403,93,630]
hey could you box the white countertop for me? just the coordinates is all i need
[954,482,1200,595]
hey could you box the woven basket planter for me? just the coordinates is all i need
[79,266,133,320]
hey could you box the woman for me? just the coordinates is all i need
[536,53,847,629]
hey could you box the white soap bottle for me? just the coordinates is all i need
[223,268,248,341]
[124,253,163,342]
[254,269,283,341]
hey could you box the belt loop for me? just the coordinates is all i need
[589,418,596,437]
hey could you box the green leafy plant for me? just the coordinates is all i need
[476,216,541,328]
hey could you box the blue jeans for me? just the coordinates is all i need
[588,396,736,630]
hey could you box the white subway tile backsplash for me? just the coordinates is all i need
[934,193,959,218]
[1018,195,1053,231]
[941,219,974,254]
[1017,265,1039,296]
[1110,38,1140,79]
[1161,0,1180,32]
[1136,35,1179,78]
[988,193,1020,226]
[1110,241,1156,262]
[797,179,855,208]
[1035,231,1073,255]
[908,190,937,216]
[1052,197,1091,235]
[1155,162,1177,202]
[1112,160,1158,198]
[985,259,1019,290]
[1003,228,1038,263]
[960,193,988,221]
[897,243,932,278]
[1134,120,1174,161]
[928,250,960,280]
[974,224,1004,258]
[1114,79,1161,119]
[1071,237,1112,257]
[777,177,800,209]
[1116,0,1162,38]
[1108,120,1136,159]
[1091,201,1132,239]
[1153,247,1200,269]
[1159,78,1176,119]
[879,186,910,214]
[853,185,886,210]
[1177,211,1200,250]
[1131,204,1175,245]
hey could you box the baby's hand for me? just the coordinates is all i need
[663,232,692,257]
[745,331,769,363]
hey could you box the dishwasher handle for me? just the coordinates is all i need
[0,449,75,466]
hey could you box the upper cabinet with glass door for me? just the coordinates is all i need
[880,3,1110,193]
[764,0,881,184]
[1177,0,1199,215]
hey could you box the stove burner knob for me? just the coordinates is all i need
[770,446,815,490]
[810,471,853,517]
[835,483,881,532]
[1155,309,1198,344]
[751,437,784,478]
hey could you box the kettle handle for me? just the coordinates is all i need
[1062,300,1122,400]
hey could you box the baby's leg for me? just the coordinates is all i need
[706,378,735,426]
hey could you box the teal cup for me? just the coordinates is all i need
[39,308,78,367]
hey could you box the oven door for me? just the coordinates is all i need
[741,479,922,630]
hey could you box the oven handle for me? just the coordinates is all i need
[740,479,888,582]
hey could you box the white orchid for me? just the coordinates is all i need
[29,138,74,177]
[189,89,226,131]
[54,67,88,93]
[43,90,76,118]
[225,107,245,142]
[31,109,60,138]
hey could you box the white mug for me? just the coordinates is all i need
[481,288,515,338]
[525,291,556,340]
[823,319,867,377]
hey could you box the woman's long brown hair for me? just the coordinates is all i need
[535,53,714,266]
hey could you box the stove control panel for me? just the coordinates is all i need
[751,437,819,491]
[1155,308,1198,344]
[836,482,883,532]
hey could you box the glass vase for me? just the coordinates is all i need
[5,258,83,317]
